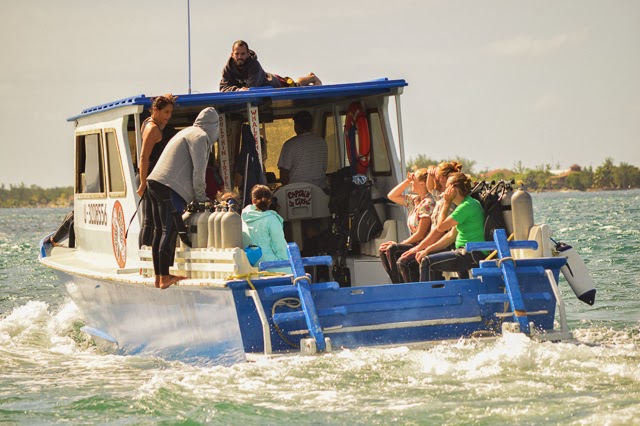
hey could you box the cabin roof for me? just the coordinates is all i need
[67,78,408,122]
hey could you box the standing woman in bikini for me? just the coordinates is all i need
[136,94,177,248]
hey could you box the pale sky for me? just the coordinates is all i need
[1,0,638,188]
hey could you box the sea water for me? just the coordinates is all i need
[1,190,639,425]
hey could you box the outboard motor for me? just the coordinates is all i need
[554,241,597,305]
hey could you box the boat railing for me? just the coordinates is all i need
[138,246,257,281]
[468,229,569,336]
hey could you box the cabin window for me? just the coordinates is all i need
[105,130,126,195]
[76,132,105,195]
[335,109,390,175]
[368,111,391,175]
[263,119,294,180]
[323,114,341,174]
[125,114,138,172]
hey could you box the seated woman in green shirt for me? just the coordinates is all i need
[414,172,486,282]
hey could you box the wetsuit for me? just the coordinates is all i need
[138,118,170,248]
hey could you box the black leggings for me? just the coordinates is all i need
[396,251,420,283]
[138,191,155,248]
[147,180,187,276]
[419,248,487,282]
[380,243,414,283]
[52,211,75,248]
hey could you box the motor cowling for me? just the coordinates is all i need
[554,241,597,305]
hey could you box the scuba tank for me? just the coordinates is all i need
[189,204,205,248]
[554,241,596,305]
[511,188,534,240]
[207,203,221,248]
[511,188,534,259]
[213,203,225,249]
[196,204,213,248]
[180,204,197,249]
[500,183,514,235]
[221,199,243,249]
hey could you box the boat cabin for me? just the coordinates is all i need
[67,79,410,284]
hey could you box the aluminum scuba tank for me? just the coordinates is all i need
[207,203,221,248]
[196,205,213,249]
[500,186,514,235]
[511,188,535,259]
[189,205,205,248]
[511,188,534,240]
[180,204,197,249]
[554,241,597,305]
[213,203,225,249]
[221,199,243,249]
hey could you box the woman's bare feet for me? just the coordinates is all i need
[159,274,186,289]
[296,72,322,86]
[309,72,322,86]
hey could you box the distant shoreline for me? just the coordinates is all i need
[2,187,639,209]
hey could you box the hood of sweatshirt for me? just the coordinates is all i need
[194,107,220,144]
[241,204,283,225]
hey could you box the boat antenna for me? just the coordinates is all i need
[187,0,192,94]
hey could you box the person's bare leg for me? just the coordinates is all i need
[159,274,186,289]
[296,72,322,86]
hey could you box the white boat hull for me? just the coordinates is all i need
[55,270,246,365]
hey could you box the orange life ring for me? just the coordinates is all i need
[344,102,371,175]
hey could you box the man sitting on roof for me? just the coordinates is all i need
[277,111,328,190]
[219,40,322,92]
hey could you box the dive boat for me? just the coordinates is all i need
[38,79,595,365]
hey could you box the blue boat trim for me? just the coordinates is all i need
[470,229,539,334]
[80,326,118,344]
[67,79,408,121]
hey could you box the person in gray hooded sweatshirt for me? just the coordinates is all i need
[147,107,220,289]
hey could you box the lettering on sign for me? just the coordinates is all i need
[219,114,231,191]
[249,107,261,159]
[287,189,312,208]
[83,202,108,226]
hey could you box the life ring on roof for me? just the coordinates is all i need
[344,102,371,175]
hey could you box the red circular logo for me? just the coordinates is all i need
[111,200,127,268]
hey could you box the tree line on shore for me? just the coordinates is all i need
[407,156,640,191]
[0,183,73,208]
[1,156,638,207]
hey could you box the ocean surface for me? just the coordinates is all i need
[1,190,639,425]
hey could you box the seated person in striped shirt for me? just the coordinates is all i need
[277,111,328,190]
